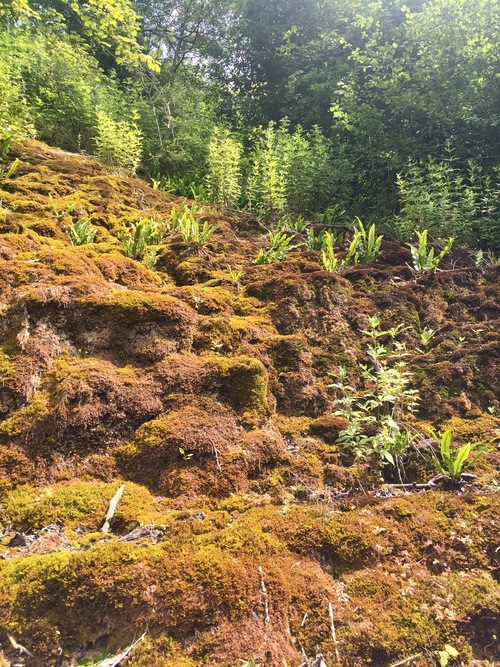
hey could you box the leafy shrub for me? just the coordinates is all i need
[95,108,143,173]
[246,120,339,222]
[0,39,35,141]
[247,121,288,223]
[330,316,419,472]
[0,28,137,153]
[396,154,500,247]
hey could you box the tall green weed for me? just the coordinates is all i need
[206,126,242,208]
[95,109,143,173]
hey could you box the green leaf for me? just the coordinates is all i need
[438,651,450,667]
[444,645,459,658]
[440,430,452,459]
[382,451,395,465]
[452,443,471,478]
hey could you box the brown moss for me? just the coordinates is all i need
[309,415,349,442]
[0,446,36,494]
[0,356,163,453]
[119,398,245,494]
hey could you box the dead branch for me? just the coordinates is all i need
[101,484,125,534]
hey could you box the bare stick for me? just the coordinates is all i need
[328,602,340,664]
[388,654,423,667]
[101,484,125,534]
[211,440,222,472]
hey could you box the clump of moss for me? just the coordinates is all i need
[0,390,51,439]
[0,348,16,388]
[203,355,269,415]
[121,398,241,487]
[0,446,36,494]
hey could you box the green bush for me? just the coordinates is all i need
[330,316,419,471]
[247,121,288,223]
[0,55,34,141]
[0,27,141,154]
[246,119,342,222]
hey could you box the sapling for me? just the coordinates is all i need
[330,317,419,475]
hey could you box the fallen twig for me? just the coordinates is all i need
[7,633,33,657]
[328,602,340,664]
[96,628,147,666]
[101,484,125,534]
[388,653,423,667]
[258,566,270,626]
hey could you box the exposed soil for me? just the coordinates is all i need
[0,140,498,667]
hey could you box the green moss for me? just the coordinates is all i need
[0,390,51,437]
[196,314,274,354]
[441,413,499,442]
[130,636,202,666]
[2,481,169,531]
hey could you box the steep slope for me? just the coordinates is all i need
[0,140,498,667]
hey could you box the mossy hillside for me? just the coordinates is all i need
[0,139,499,666]
[0,540,337,666]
